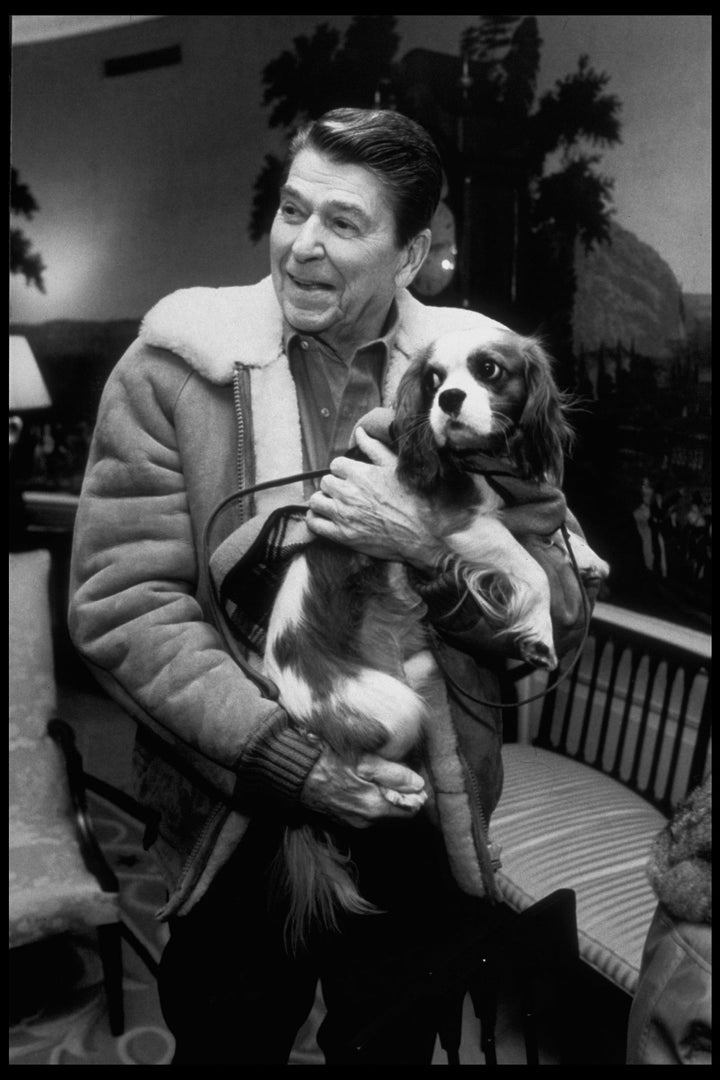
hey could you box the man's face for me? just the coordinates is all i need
[270,148,424,356]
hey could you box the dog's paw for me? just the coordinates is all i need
[379,787,428,811]
[579,558,610,583]
[519,638,558,671]
[562,534,610,582]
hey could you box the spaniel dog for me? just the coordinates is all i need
[264,325,609,948]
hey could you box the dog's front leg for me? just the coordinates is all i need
[443,516,558,670]
[554,528,610,584]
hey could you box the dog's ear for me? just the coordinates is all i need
[513,339,574,483]
[393,346,445,492]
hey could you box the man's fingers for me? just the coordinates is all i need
[318,473,343,497]
[329,431,396,479]
[307,488,339,517]
[379,787,428,810]
[353,426,397,466]
[355,755,425,793]
[305,508,336,538]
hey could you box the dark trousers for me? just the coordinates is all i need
[158,815,496,1065]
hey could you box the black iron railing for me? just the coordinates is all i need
[520,604,711,818]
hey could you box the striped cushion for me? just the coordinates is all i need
[492,744,666,995]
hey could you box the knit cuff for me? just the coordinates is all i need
[235,717,324,811]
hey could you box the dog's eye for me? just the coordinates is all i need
[426,368,444,392]
[477,359,502,382]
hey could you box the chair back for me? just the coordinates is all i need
[10,549,57,730]
[9,550,70,821]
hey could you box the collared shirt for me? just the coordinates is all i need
[285,302,399,483]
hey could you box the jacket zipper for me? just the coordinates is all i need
[456,746,502,895]
[166,800,228,913]
[170,364,251,910]
[232,363,249,522]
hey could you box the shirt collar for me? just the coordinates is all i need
[282,299,400,364]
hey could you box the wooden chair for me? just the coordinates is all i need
[9,548,150,1035]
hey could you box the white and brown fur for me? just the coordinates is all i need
[264,325,609,948]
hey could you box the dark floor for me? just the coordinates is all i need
[56,674,631,1065]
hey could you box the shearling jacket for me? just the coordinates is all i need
[68,276,586,920]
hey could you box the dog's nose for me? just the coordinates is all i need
[438,388,466,416]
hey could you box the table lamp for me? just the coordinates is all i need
[9,335,51,451]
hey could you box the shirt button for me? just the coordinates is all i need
[300,339,310,350]
[320,407,330,418]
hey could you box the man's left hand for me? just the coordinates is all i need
[306,427,445,569]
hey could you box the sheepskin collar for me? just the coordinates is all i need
[138,276,506,516]
[139,275,500,387]
[139,277,284,383]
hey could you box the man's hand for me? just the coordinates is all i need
[306,427,445,570]
[300,746,427,829]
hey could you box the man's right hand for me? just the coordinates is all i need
[300,747,427,829]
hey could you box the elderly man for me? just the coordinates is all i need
[69,108,588,1065]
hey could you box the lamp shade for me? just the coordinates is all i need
[9,336,52,411]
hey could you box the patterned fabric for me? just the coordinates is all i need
[492,744,666,995]
[10,794,175,1065]
[9,550,120,949]
[9,738,120,948]
[211,505,314,656]
[9,549,56,734]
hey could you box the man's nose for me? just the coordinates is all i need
[291,216,324,260]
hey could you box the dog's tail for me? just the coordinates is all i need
[280,823,380,952]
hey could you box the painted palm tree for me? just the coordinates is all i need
[10,167,46,293]
[250,15,622,387]
[249,16,400,244]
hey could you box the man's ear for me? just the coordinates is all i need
[395,229,431,291]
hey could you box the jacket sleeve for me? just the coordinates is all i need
[68,343,322,809]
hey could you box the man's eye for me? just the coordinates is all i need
[333,218,357,235]
[280,202,301,220]
[478,359,502,381]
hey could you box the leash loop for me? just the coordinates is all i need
[204,470,592,715]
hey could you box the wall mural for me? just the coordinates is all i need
[10,16,710,632]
